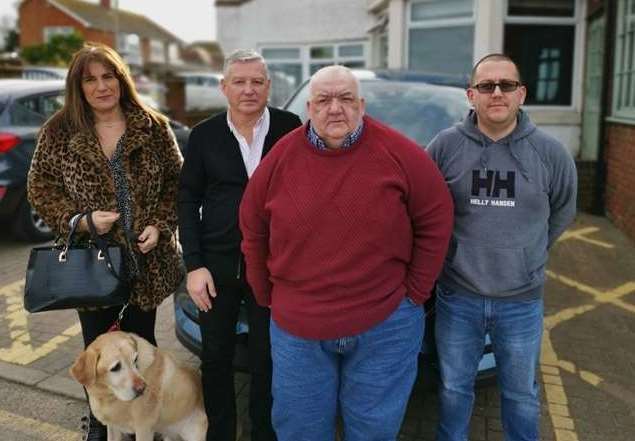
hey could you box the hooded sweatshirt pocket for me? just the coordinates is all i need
[448,241,530,295]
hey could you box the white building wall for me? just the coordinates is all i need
[217,0,371,53]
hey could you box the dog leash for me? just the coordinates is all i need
[108,303,129,332]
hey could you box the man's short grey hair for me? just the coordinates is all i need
[223,49,269,79]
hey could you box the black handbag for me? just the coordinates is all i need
[23,212,130,313]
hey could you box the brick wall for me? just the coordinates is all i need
[19,0,114,48]
[83,29,115,47]
[605,123,635,242]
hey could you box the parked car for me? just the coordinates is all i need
[173,70,496,382]
[0,79,190,242]
[178,72,227,111]
[0,80,65,241]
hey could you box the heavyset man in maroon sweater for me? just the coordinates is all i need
[239,65,454,441]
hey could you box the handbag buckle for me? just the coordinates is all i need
[97,250,105,261]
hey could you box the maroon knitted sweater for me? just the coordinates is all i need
[240,116,453,339]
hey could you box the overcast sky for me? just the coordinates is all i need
[0,0,216,43]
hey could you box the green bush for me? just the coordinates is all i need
[21,32,84,66]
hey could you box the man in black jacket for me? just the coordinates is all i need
[178,49,302,441]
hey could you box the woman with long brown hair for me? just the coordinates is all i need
[27,42,184,440]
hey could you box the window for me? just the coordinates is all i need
[507,0,575,17]
[42,26,73,42]
[307,43,365,75]
[10,93,64,126]
[40,93,64,117]
[339,44,364,58]
[310,46,334,59]
[612,0,635,119]
[407,0,474,76]
[504,0,576,106]
[120,34,142,66]
[261,47,303,107]
[262,48,301,59]
[169,43,183,65]
[261,43,366,106]
[149,40,166,63]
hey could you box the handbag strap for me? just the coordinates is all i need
[65,212,87,247]
[86,212,126,282]
[57,212,88,262]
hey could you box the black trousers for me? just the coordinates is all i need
[77,304,158,348]
[199,279,276,441]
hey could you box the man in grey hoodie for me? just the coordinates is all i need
[426,54,577,441]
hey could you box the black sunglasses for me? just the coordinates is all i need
[472,80,522,94]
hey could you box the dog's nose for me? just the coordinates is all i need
[133,379,146,397]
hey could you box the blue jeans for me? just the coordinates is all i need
[435,284,543,441]
[270,297,424,441]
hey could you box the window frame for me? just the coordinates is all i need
[503,0,580,110]
[610,0,635,121]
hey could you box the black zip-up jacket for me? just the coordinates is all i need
[177,107,302,283]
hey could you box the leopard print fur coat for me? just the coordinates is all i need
[27,107,184,310]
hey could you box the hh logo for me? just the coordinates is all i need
[471,170,516,198]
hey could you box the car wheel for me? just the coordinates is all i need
[13,197,54,242]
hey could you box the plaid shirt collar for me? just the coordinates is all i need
[306,120,364,150]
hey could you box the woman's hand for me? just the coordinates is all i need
[79,211,120,235]
[137,225,160,254]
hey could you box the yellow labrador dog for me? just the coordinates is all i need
[70,331,207,441]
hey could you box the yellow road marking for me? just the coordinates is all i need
[0,279,81,365]
[557,227,614,248]
[541,270,635,441]
[541,332,578,440]
[546,271,635,314]
[0,408,80,440]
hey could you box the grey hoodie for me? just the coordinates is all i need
[426,109,577,299]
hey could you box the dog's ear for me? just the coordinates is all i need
[70,348,98,386]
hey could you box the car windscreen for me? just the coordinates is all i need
[285,80,469,146]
